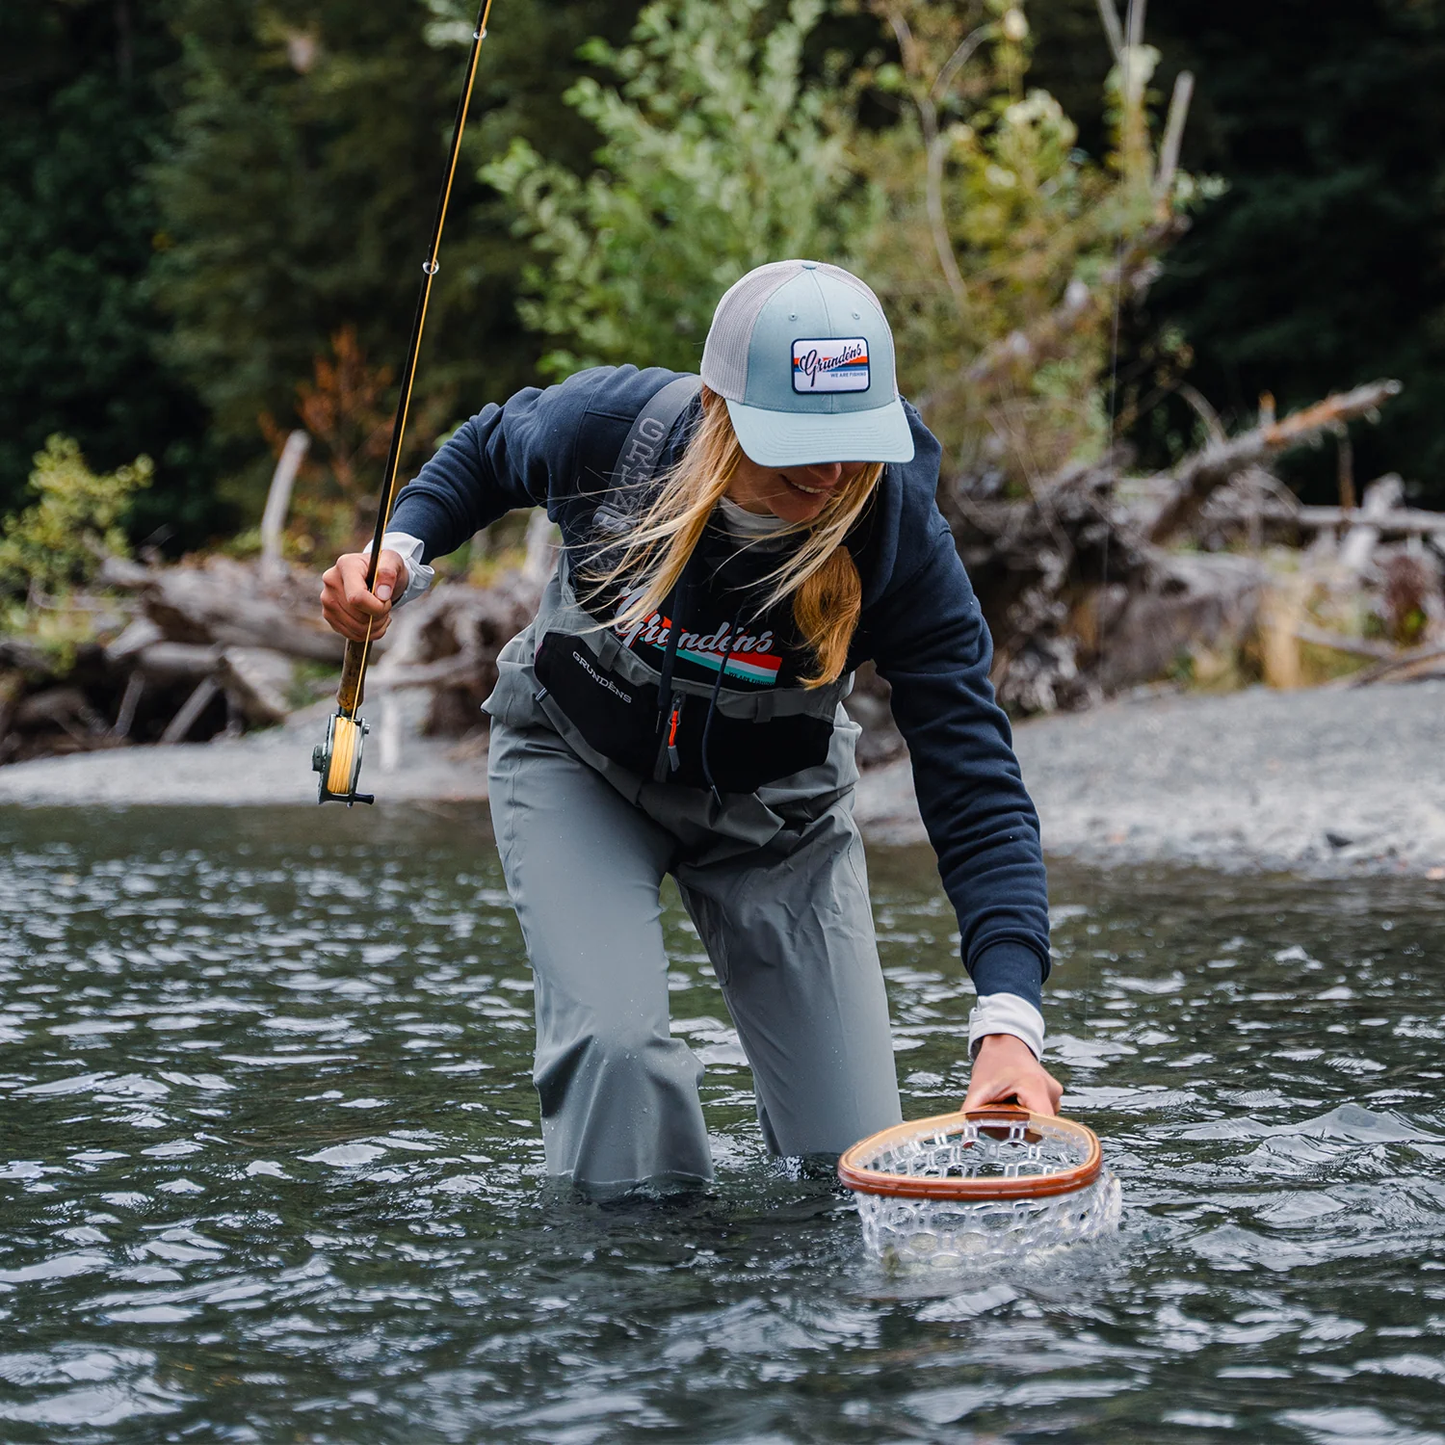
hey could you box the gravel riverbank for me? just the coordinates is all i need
[859,678,1445,876]
[2,681,1441,876]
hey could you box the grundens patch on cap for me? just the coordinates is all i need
[792,338,870,394]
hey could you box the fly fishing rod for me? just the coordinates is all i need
[313,0,494,804]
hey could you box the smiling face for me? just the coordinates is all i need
[725,450,856,524]
[704,389,869,525]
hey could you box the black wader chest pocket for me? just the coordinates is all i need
[672,707,833,792]
[535,632,660,778]
[535,630,835,793]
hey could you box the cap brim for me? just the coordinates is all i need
[725,397,916,467]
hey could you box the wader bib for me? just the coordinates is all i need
[483,381,903,1189]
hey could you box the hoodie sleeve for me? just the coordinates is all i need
[384,381,568,561]
[386,365,692,563]
[867,498,1051,1010]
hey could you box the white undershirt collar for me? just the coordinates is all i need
[717,496,791,538]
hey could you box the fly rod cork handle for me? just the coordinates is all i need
[336,540,384,715]
[337,638,366,715]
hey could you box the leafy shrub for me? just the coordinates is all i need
[483,0,870,377]
[0,435,152,601]
[486,0,1209,501]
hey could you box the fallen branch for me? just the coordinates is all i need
[1292,624,1396,661]
[111,672,145,740]
[1206,501,1445,536]
[160,675,222,744]
[1346,644,1445,688]
[1147,379,1403,544]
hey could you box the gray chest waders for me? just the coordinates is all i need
[487,717,901,1190]
[483,382,901,1191]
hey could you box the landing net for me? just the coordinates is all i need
[837,1105,1121,1266]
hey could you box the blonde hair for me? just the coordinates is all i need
[586,391,883,688]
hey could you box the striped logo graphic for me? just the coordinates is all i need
[792,337,870,393]
[678,646,782,685]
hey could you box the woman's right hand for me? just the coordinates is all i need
[320,550,406,642]
[961,1034,1063,1117]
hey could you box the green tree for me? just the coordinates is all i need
[1029,0,1445,504]
[482,0,870,377]
[0,1,218,545]
[152,0,641,523]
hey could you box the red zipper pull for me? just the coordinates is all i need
[667,697,682,772]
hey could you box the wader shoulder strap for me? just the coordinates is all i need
[613,374,703,491]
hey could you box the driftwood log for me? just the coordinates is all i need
[948,379,1411,712]
[1144,381,1403,544]
[0,537,555,765]
[134,555,344,663]
[0,555,345,761]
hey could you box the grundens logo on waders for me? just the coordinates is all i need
[571,650,633,704]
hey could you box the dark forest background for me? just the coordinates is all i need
[4,0,1443,551]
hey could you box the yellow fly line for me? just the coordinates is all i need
[324,714,362,798]
[313,0,495,805]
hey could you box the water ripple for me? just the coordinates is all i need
[0,806,1442,1443]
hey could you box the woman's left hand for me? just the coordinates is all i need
[962,1033,1063,1116]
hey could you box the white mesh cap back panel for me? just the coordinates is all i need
[700,261,800,399]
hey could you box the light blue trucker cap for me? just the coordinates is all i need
[700,259,915,467]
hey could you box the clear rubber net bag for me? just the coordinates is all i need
[837,1105,1121,1267]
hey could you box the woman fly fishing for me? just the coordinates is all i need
[320,259,1060,1192]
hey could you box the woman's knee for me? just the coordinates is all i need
[533,1016,698,1116]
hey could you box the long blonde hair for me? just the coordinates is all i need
[586,390,883,688]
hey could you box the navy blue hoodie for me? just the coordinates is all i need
[389,365,1050,1007]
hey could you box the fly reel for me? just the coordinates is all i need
[312,712,373,806]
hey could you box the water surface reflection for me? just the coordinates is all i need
[1,806,1442,1443]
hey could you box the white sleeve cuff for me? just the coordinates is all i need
[968,993,1046,1061]
[363,531,434,609]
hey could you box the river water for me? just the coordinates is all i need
[1,804,1442,1443]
